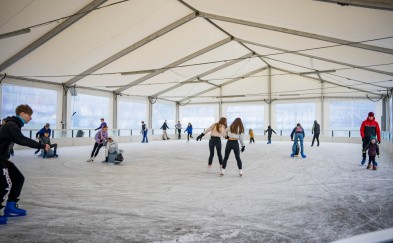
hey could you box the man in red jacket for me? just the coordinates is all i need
[360,112,381,165]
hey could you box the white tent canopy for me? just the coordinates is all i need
[0,0,392,104]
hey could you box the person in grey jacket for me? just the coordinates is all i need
[311,120,320,147]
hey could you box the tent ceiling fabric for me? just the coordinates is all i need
[1,0,392,103]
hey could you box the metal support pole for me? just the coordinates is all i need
[268,66,272,126]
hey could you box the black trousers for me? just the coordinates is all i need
[1,160,25,206]
[222,140,242,170]
[362,138,370,159]
[208,137,223,165]
[177,129,181,138]
[91,142,104,158]
[312,133,320,146]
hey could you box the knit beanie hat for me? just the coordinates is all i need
[368,112,374,117]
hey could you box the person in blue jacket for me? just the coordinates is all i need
[34,123,52,154]
[184,123,193,142]
[35,123,51,139]
[290,123,306,158]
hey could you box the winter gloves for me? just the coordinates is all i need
[196,133,205,141]
[241,146,245,152]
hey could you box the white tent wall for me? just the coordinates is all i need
[0,0,92,65]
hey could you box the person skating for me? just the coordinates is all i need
[0,104,50,224]
[290,123,306,158]
[104,137,122,164]
[196,117,227,172]
[95,118,107,131]
[175,121,182,139]
[35,132,58,158]
[311,120,320,147]
[160,120,170,140]
[141,121,148,143]
[360,112,381,165]
[363,136,380,170]
[184,123,193,142]
[249,128,255,144]
[221,118,245,177]
[87,126,108,162]
[34,123,52,155]
[264,125,276,144]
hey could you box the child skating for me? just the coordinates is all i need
[290,123,306,158]
[264,125,276,144]
[249,128,255,144]
[184,123,193,142]
[363,136,380,170]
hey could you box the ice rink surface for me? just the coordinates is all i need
[1,139,393,242]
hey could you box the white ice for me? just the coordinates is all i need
[1,139,393,242]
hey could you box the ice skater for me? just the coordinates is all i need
[104,137,122,164]
[141,121,148,143]
[221,118,245,177]
[363,136,380,170]
[0,104,50,224]
[290,123,306,158]
[35,123,52,154]
[1,118,14,156]
[160,120,170,140]
[264,125,276,144]
[360,112,381,165]
[311,120,320,147]
[249,128,255,144]
[35,132,58,158]
[184,123,193,142]
[175,121,182,139]
[95,118,107,131]
[87,126,108,162]
[196,117,227,171]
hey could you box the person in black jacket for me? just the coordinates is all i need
[311,120,320,147]
[0,104,49,225]
[160,120,170,140]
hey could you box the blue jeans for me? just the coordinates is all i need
[293,133,304,154]
[142,131,148,142]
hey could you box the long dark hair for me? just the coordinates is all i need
[230,118,244,134]
[214,117,227,133]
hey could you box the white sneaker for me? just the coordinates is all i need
[86,157,93,162]
[239,169,243,177]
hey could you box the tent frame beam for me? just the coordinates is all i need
[198,12,393,55]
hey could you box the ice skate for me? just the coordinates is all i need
[86,157,95,162]
[239,169,243,177]
[366,164,371,169]
[0,215,7,224]
[360,158,366,165]
[220,168,225,177]
[4,201,27,217]
[301,153,307,158]
[373,165,377,170]
[290,153,295,157]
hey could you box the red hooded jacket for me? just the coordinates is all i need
[360,116,381,142]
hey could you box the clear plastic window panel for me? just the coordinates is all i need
[71,94,109,129]
[276,103,316,136]
[226,104,265,135]
[118,100,146,129]
[1,84,57,129]
[179,104,216,134]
